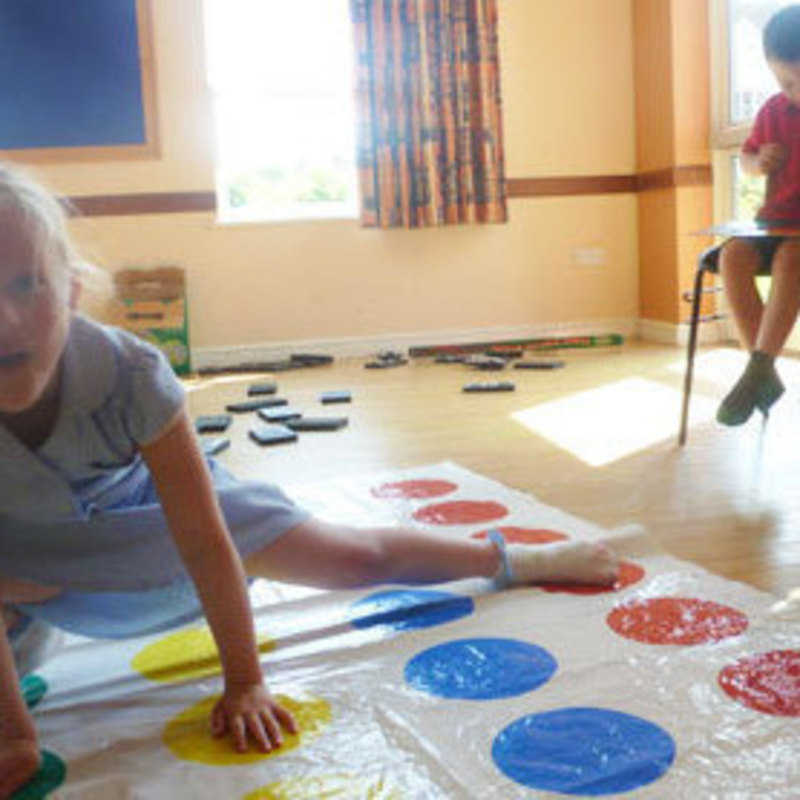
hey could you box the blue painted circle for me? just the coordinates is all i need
[492,707,676,795]
[348,589,473,632]
[405,637,557,699]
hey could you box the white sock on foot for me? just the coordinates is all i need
[499,540,620,586]
[8,615,64,677]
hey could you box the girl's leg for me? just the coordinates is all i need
[0,608,41,799]
[0,578,62,605]
[0,581,65,679]
[242,518,618,589]
[717,238,788,425]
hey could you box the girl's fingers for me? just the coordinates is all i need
[273,704,299,735]
[230,715,248,753]
[210,704,226,737]
[244,712,271,752]
[260,709,283,748]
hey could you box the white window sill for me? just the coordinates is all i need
[214,205,359,227]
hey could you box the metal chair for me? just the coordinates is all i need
[678,245,724,445]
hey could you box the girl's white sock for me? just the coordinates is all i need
[8,614,64,677]
[489,532,619,587]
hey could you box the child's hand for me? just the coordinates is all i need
[757,142,788,174]
[0,737,40,799]
[210,682,298,753]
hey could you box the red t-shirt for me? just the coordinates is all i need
[743,92,800,221]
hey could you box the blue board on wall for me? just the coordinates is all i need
[0,0,146,150]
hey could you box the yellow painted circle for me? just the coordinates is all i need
[132,627,275,683]
[243,774,402,799]
[163,693,331,765]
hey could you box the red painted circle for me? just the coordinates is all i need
[413,500,508,525]
[606,597,749,645]
[471,526,568,545]
[718,650,800,716]
[371,479,458,500]
[539,560,646,595]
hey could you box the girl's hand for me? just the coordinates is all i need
[210,682,298,753]
[758,142,788,174]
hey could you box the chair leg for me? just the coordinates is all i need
[679,263,708,445]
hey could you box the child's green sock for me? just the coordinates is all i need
[716,350,784,426]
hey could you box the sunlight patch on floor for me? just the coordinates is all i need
[666,348,800,388]
[511,377,717,467]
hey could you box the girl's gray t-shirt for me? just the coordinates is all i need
[0,314,308,595]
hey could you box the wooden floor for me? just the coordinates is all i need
[185,341,800,599]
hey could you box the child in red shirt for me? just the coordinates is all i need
[717,4,800,425]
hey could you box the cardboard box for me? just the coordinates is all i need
[111,267,191,375]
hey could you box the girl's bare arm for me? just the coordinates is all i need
[139,407,296,750]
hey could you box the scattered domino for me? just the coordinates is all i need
[257,407,303,423]
[286,416,348,431]
[200,436,230,456]
[247,381,278,396]
[320,390,352,404]
[194,414,232,433]
[462,381,515,392]
[248,423,298,446]
[514,360,566,370]
[226,398,289,413]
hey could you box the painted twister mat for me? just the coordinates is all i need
[21,463,800,798]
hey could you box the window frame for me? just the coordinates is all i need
[710,0,756,151]
[709,0,774,221]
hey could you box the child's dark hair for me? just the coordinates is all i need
[764,5,800,62]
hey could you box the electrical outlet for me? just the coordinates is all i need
[572,247,607,267]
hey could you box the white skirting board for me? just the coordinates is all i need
[191,318,642,371]
[637,317,730,348]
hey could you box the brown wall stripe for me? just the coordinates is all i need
[507,175,637,198]
[635,165,713,193]
[65,166,711,217]
[67,191,216,216]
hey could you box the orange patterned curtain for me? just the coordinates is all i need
[350,0,507,228]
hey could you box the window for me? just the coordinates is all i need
[728,1,779,125]
[731,153,766,221]
[711,0,778,219]
[203,0,358,223]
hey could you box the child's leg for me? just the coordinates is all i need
[718,237,764,350]
[242,518,618,589]
[755,239,800,355]
[717,238,789,425]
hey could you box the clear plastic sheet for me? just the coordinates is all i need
[25,463,800,798]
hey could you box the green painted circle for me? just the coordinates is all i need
[10,751,66,799]
[20,675,48,709]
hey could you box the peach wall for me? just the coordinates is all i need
[637,190,679,322]
[635,0,712,325]
[502,0,636,176]
[671,0,711,167]
[634,0,675,172]
[29,0,639,353]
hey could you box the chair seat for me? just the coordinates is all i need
[702,240,782,276]
[698,245,720,273]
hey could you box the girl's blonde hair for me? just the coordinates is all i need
[0,162,84,301]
